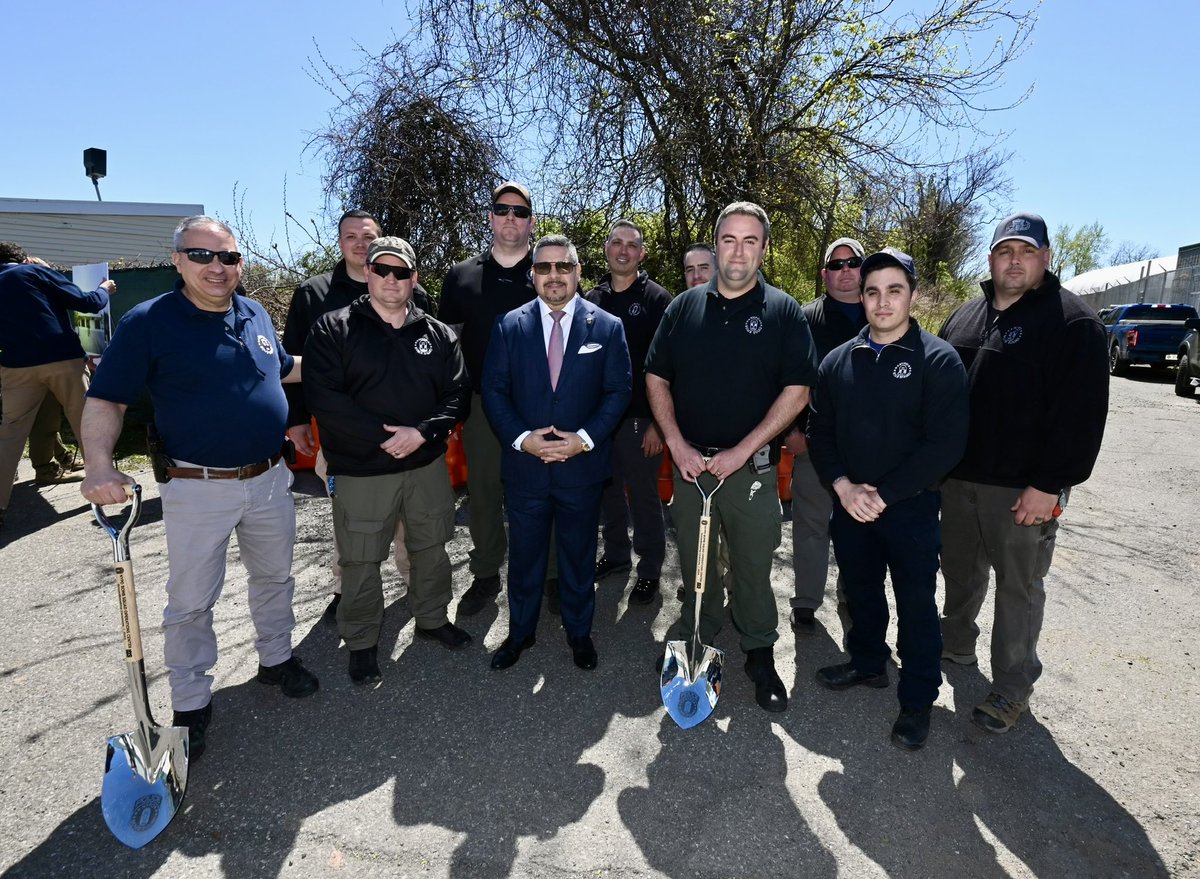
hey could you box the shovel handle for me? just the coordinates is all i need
[114,560,144,663]
[692,470,724,597]
[92,485,146,664]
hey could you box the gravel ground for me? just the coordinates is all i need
[0,369,1195,878]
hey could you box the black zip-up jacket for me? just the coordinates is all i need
[282,260,434,427]
[807,320,968,506]
[584,271,672,419]
[303,295,469,476]
[938,272,1109,494]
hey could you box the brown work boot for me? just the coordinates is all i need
[972,692,1027,734]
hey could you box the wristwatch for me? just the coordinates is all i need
[579,436,593,453]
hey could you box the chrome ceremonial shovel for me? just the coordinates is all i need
[93,484,188,849]
[661,473,725,730]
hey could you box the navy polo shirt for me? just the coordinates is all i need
[89,283,293,467]
[645,279,818,449]
[0,262,109,367]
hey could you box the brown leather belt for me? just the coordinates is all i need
[166,453,282,481]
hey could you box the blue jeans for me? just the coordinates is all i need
[830,489,943,709]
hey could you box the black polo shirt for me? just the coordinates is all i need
[585,271,672,418]
[440,249,536,393]
[645,279,818,449]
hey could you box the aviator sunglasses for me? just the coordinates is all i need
[369,263,414,281]
[177,248,243,266]
[825,256,864,271]
[531,261,577,275]
[491,203,532,219]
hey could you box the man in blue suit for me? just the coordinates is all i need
[482,234,632,671]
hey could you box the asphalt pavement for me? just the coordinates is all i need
[0,373,1192,878]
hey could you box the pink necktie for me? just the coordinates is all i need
[548,310,565,390]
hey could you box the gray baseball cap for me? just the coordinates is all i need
[823,237,866,264]
[367,236,416,269]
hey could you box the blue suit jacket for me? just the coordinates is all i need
[482,296,632,492]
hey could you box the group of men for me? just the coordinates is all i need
[43,180,1103,759]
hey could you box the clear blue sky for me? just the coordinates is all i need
[2,1,1196,263]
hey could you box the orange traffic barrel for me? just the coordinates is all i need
[445,423,468,489]
[289,418,321,471]
[777,448,794,502]
[658,450,674,502]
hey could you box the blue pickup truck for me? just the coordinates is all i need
[1101,303,1200,376]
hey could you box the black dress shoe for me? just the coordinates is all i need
[458,575,501,616]
[172,701,213,760]
[349,645,382,685]
[790,607,816,636]
[629,577,660,605]
[322,593,341,624]
[416,622,472,650]
[595,557,632,580]
[744,647,787,712]
[815,661,889,691]
[568,635,598,670]
[891,705,932,750]
[490,634,536,670]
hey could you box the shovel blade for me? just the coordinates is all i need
[101,725,188,849]
[660,639,724,730]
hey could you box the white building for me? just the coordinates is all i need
[0,197,203,267]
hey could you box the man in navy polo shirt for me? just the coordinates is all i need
[807,248,968,750]
[81,216,318,760]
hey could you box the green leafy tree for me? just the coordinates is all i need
[314,0,1036,298]
[1051,221,1109,281]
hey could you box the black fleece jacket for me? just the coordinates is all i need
[303,295,469,476]
[937,272,1109,494]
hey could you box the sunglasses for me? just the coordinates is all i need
[491,203,532,219]
[177,248,242,266]
[532,261,577,275]
[825,256,864,271]
[369,263,414,281]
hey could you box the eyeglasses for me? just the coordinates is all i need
[491,203,532,219]
[369,263,414,281]
[825,256,863,271]
[532,261,577,275]
[177,248,242,266]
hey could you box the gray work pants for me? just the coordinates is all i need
[789,450,841,610]
[159,460,297,711]
[940,478,1060,702]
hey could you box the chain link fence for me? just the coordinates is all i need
[1077,266,1200,312]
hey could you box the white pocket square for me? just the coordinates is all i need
[578,343,603,353]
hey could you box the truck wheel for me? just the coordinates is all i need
[1109,343,1130,377]
[1175,354,1195,397]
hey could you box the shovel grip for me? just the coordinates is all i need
[114,560,144,663]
